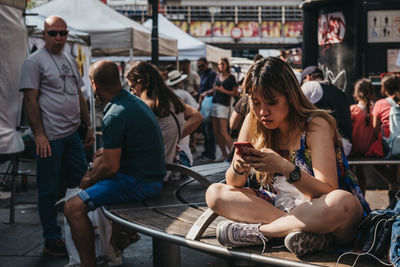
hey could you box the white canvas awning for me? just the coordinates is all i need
[0,2,26,153]
[143,14,231,63]
[30,0,178,57]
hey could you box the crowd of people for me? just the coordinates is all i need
[18,14,400,267]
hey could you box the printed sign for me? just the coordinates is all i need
[213,21,235,36]
[238,22,259,37]
[285,22,303,37]
[318,12,346,45]
[260,21,282,37]
[368,10,400,43]
[231,27,242,39]
[189,21,212,36]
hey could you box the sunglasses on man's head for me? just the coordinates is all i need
[46,30,69,37]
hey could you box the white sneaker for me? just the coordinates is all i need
[216,220,268,250]
[284,231,333,257]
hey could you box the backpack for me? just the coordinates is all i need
[383,97,400,159]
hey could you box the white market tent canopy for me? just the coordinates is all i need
[143,14,231,63]
[0,0,26,153]
[30,0,178,57]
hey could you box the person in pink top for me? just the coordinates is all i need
[366,74,400,157]
[350,79,376,156]
[366,73,400,200]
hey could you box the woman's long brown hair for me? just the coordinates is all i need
[242,57,340,186]
[125,61,185,118]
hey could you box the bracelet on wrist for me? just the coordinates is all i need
[232,160,245,175]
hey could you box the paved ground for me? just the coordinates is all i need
[0,154,391,267]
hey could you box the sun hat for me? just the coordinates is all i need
[166,70,187,86]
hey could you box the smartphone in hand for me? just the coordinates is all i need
[234,142,256,156]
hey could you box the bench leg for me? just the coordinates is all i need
[152,238,181,267]
[9,156,19,224]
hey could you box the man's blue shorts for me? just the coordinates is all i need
[77,172,163,211]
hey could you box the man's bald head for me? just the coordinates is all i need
[43,15,68,54]
[89,60,122,93]
[44,15,67,30]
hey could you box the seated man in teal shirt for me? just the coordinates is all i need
[64,60,165,267]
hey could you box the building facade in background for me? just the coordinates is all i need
[107,0,303,60]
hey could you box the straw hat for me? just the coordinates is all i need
[166,70,187,86]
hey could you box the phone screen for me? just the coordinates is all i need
[234,142,255,155]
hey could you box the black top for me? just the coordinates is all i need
[314,83,353,142]
[212,74,237,106]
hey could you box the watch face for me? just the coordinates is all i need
[289,166,301,183]
[292,171,300,181]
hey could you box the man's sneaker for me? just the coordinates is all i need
[284,231,333,257]
[43,239,67,257]
[216,221,268,251]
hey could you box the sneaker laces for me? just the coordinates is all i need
[233,223,269,253]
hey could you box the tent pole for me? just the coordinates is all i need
[151,0,159,66]
[129,48,133,62]
[88,52,96,153]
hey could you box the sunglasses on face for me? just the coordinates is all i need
[46,30,69,37]
[129,82,139,92]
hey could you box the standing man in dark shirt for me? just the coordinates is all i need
[197,57,217,161]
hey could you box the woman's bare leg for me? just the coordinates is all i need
[260,190,363,243]
[218,118,233,157]
[211,117,227,158]
[206,183,286,223]
[206,184,363,243]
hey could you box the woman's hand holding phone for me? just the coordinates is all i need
[233,142,284,174]
[234,142,258,157]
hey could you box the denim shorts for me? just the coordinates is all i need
[78,172,163,211]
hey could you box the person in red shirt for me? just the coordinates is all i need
[350,78,377,156]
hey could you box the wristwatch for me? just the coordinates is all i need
[287,165,301,184]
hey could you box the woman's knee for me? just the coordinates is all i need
[324,190,363,222]
[205,183,229,211]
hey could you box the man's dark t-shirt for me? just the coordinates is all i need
[102,90,166,182]
[314,83,353,142]
[198,68,217,94]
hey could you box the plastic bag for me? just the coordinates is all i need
[200,95,213,120]
[273,176,309,212]
[64,188,120,266]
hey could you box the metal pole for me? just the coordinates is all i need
[151,0,159,67]
[153,238,181,267]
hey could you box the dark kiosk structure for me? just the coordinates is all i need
[301,0,400,98]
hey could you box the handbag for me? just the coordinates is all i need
[336,209,397,266]
[355,209,396,258]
